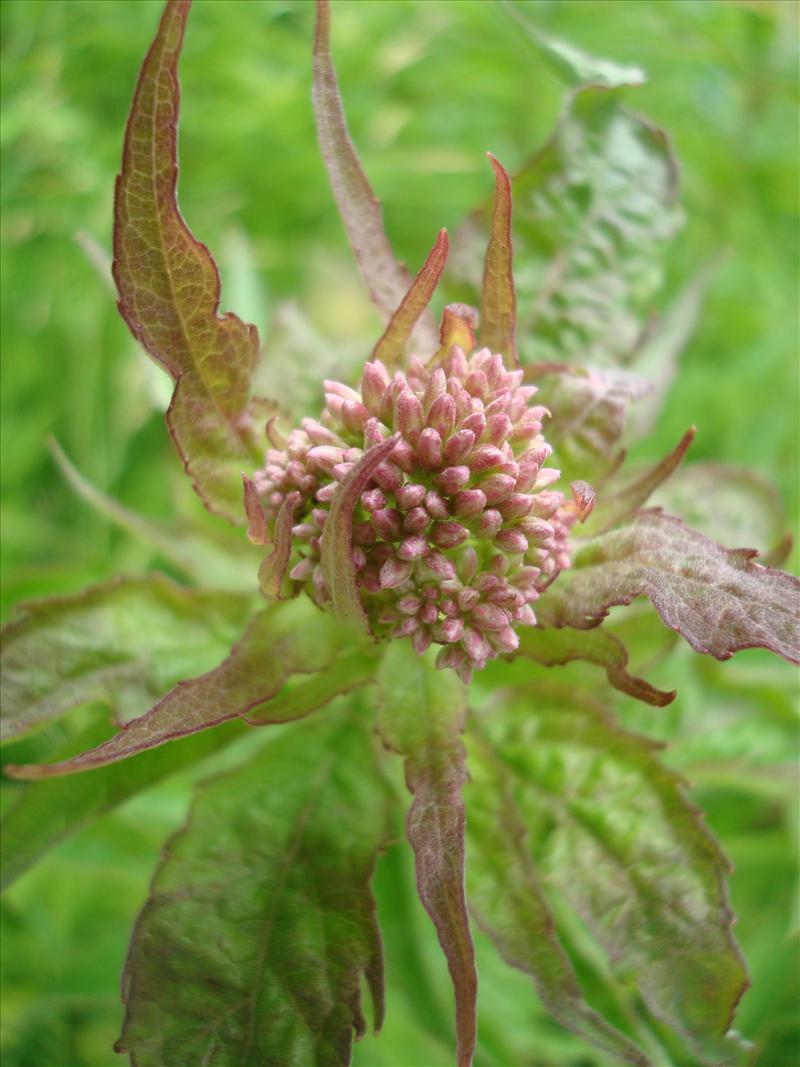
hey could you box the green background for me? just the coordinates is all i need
[1,1,797,1065]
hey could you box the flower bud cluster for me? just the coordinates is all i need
[252,346,586,682]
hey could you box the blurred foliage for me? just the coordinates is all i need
[1,1,797,1065]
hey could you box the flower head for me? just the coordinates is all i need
[252,329,592,682]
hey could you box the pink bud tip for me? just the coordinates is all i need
[494,528,529,554]
[452,489,487,518]
[431,521,470,549]
[380,557,414,589]
[435,466,471,495]
[417,427,443,469]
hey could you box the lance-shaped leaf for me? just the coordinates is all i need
[517,623,674,707]
[465,720,653,1067]
[6,599,356,779]
[320,435,400,631]
[116,713,391,1067]
[580,427,696,536]
[377,642,477,1067]
[113,0,267,522]
[2,715,246,890]
[467,694,753,1066]
[312,0,437,352]
[1,576,253,742]
[544,509,800,664]
[480,155,517,365]
[371,230,449,367]
[453,86,681,369]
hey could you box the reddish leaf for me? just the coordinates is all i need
[320,436,399,632]
[480,154,517,366]
[312,0,437,351]
[113,0,267,522]
[371,230,449,367]
[546,510,800,664]
[377,643,477,1067]
[582,427,696,535]
[518,623,675,707]
[6,600,349,779]
[258,490,301,598]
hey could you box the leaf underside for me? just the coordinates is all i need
[116,713,391,1067]
[377,642,477,1067]
[466,694,753,1067]
[113,0,268,522]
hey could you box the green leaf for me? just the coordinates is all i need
[480,155,517,366]
[455,86,681,370]
[1,575,253,742]
[113,0,269,521]
[518,623,674,707]
[467,693,754,1066]
[6,599,361,779]
[1,715,245,890]
[542,509,800,664]
[312,0,437,352]
[116,711,392,1067]
[377,642,476,1067]
[465,720,653,1067]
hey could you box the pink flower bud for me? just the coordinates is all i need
[364,417,388,449]
[342,400,369,434]
[361,488,386,512]
[498,493,534,520]
[480,473,517,504]
[484,393,511,417]
[485,413,512,446]
[395,389,424,443]
[420,601,439,625]
[465,369,489,397]
[487,553,509,575]
[475,509,503,538]
[463,627,491,664]
[460,411,486,440]
[529,491,562,519]
[435,466,471,495]
[373,462,404,493]
[457,588,480,612]
[289,557,315,581]
[494,528,529,554]
[430,521,469,549]
[417,427,443,469]
[534,467,561,489]
[489,626,520,653]
[391,438,417,473]
[426,393,457,438]
[423,368,447,412]
[436,644,466,671]
[353,521,377,546]
[413,627,433,655]
[452,489,487,518]
[457,546,478,582]
[423,552,457,581]
[443,429,476,465]
[435,617,465,643]
[360,361,389,415]
[302,420,339,446]
[471,602,510,630]
[519,518,555,542]
[395,482,427,510]
[468,444,504,471]
[397,535,429,561]
[513,603,537,626]
[380,557,414,589]
[424,490,450,519]
[394,616,420,637]
[397,595,422,615]
[372,507,404,540]
[403,507,430,535]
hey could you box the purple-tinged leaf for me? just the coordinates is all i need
[371,229,449,367]
[480,154,517,366]
[546,509,800,664]
[518,623,674,707]
[377,642,477,1067]
[49,438,261,591]
[113,0,268,522]
[0,576,252,742]
[116,713,392,1066]
[242,474,268,545]
[465,721,653,1067]
[258,490,301,598]
[466,693,753,1066]
[6,599,353,778]
[312,0,437,352]
[320,435,400,631]
[581,427,695,536]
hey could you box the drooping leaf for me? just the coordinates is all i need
[312,0,437,352]
[377,642,476,1067]
[651,462,794,564]
[453,86,681,369]
[6,599,359,778]
[542,509,800,663]
[116,712,392,1067]
[49,438,261,590]
[320,436,399,632]
[1,714,246,890]
[371,230,449,368]
[581,427,695,536]
[528,363,650,485]
[480,155,517,365]
[113,0,269,522]
[518,623,675,707]
[0,576,253,742]
[465,720,653,1067]
[467,692,754,1066]
[258,490,301,598]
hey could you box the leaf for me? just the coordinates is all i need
[258,490,301,598]
[528,363,650,485]
[49,438,261,591]
[320,436,399,632]
[377,642,476,1067]
[371,230,449,368]
[453,86,682,370]
[480,155,517,365]
[1,576,253,742]
[467,693,754,1066]
[465,720,653,1067]
[312,0,437,352]
[116,712,392,1067]
[517,623,675,707]
[581,427,695,536]
[113,0,268,522]
[1,715,246,890]
[543,509,800,664]
[6,599,357,778]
